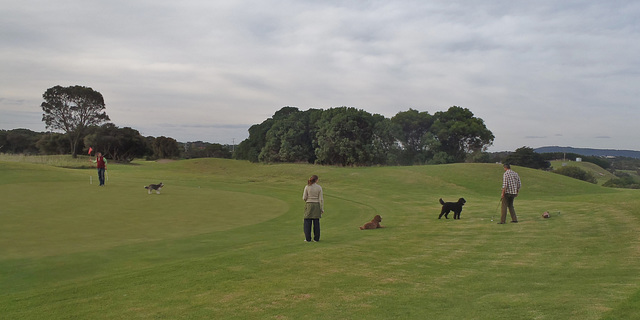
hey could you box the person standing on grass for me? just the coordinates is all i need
[303,175,324,242]
[95,152,106,186]
[499,163,521,224]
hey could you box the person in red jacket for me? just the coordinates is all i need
[96,152,106,186]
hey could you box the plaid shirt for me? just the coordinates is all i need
[502,169,521,195]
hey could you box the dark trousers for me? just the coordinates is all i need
[501,194,518,223]
[304,219,320,242]
[98,168,105,186]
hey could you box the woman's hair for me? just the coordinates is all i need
[307,175,319,186]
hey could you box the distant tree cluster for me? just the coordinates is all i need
[603,157,640,189]
[0,129,41,154]
[609,157,640,171]
[603,172,640,189]
[0,126,231,162]
[0,85,232,162]
[234,106,495,166]
[182,141,232,159]
[553,166,597,184]
[503,147,551,170]
[534,151,640,189]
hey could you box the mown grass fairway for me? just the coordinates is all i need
[1,158,639,319]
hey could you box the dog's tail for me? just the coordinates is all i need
[439,198,444,205]
[144,185,149,189]
[359,226,364,230]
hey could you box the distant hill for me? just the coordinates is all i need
[535,146,640,159]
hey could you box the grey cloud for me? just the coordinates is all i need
[1,1,639,150]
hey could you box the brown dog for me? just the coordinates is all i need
[360,215,384,230]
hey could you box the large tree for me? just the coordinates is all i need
[235,106,306,162]
[83,124,149,162]
[151,136,180,159]
[391,109,433,165]
[259,108,321,163]
[236,106,495,166]
[427,106,494,163]
[504,146,550,169]
[41,85,110,157]
[314,107,380,166]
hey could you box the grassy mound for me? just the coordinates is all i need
[550,160,616,185]
[1,159,639,319]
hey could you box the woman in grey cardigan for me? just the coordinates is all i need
[303,175,324,242]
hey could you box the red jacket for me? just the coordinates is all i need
[96,156,106,169]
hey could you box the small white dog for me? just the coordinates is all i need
[144,182,164,194]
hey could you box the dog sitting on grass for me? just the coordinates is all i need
[438,198,466,219]
[360,215,384,230]
[144,182,164,194]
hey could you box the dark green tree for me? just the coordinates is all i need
[504,146,551,169]
[314,107,380,166]
[603,172,640,189]
[554,166,597,184]
[1,129,41,154]
[371,116,402,165]
[183,141,232,159]
[259,108,321,163]
[36,132,69,154]
[235,120,273,162]
[427,106,494,163]
[41,85,110,157]
[236,106,315,162]
[203,143,232,159]
[84,124,149,162]
[151,136,180,159]
[391,109,433,165]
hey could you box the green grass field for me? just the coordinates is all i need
[1,157,639,319]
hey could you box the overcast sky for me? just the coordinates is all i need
[1,0,638,152]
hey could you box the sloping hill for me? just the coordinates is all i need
[550,160,616,185]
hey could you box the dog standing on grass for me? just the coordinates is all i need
[360,215,384,230]
[438,198,466,219]
[144,182,164,194]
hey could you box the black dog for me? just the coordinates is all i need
[438,198,466,219]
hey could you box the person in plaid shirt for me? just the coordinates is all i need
[499,164,521,224]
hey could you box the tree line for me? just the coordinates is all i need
[33,85,497,165]
[234,106,495,166]
[6,82,637,188]
[3,84,231,162]
[0,127,232,162]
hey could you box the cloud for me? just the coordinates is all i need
[1,1,639,150]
